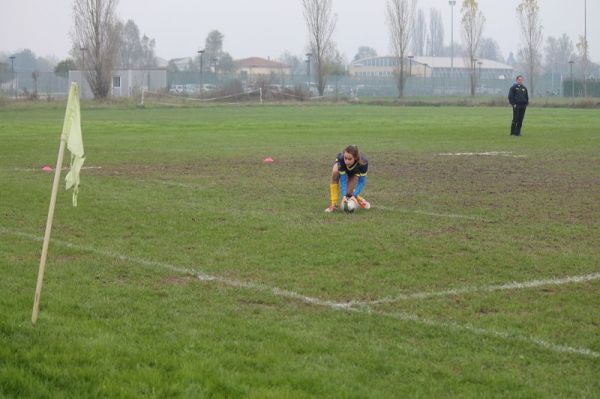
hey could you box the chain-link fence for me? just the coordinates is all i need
[1,69,598,100]
[0,71,69,99]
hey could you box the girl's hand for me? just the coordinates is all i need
[342,195,356,204]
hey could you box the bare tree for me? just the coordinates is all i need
[517,0,543,96]
[325,47,347,99]
[118,20,143,68]
[279,51,305,76]
[427,8,444,56]
[555,34,575,75]
[72,0,122,99]
[117,20,156,68]
[140,35,157,67]
[479,37,503,62]
[302,0,337,96]
[412,8,426,56]
[544,34,574,90]
[461,0,485,96]
[387,0,417,97]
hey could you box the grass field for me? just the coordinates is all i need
[1,102,599,398]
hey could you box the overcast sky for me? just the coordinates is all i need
[0,0,597,64]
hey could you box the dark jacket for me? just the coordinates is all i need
[508,83,529,106]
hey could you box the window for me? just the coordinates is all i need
[112,76,121,88]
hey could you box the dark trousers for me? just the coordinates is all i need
[511,105,527,135]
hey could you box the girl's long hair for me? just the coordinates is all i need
[344,145,366,165]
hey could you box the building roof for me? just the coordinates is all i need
[235,57,289,69]
[170,57,193,64]
[168,57,194,70]
[411,56,512,70]
[352,56,512,70]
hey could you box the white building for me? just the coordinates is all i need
[69,68,167,99]
[349,56,513,80]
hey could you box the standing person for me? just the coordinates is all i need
[508,75,529,136]
[325,145,371,212]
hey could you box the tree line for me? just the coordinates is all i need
[304,0,593,98]
[1,0,596,99]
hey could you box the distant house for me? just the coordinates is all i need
[235,57,290,82]
[69,68,167,99]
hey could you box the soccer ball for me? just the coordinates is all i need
[343,198,358,213]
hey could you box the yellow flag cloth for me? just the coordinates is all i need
[62,83,85,206]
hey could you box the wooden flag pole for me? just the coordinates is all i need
[32,137,67,325]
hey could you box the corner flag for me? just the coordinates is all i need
[32,82,85,324]
[62,83,85,206]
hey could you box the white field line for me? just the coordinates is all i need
[7,169,482,222]
[370,310,599,358]
[2,226,597,359]
[0,228,350,311]
[436,151,526,158]
[353,272,600,306]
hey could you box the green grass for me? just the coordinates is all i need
[1,103,599,398]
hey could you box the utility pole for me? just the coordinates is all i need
[9,56,16,99]
[198,49,205,96]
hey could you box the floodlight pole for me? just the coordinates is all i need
[449,1,456,76]
[9,55,16,99]
[583,0,587,97]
